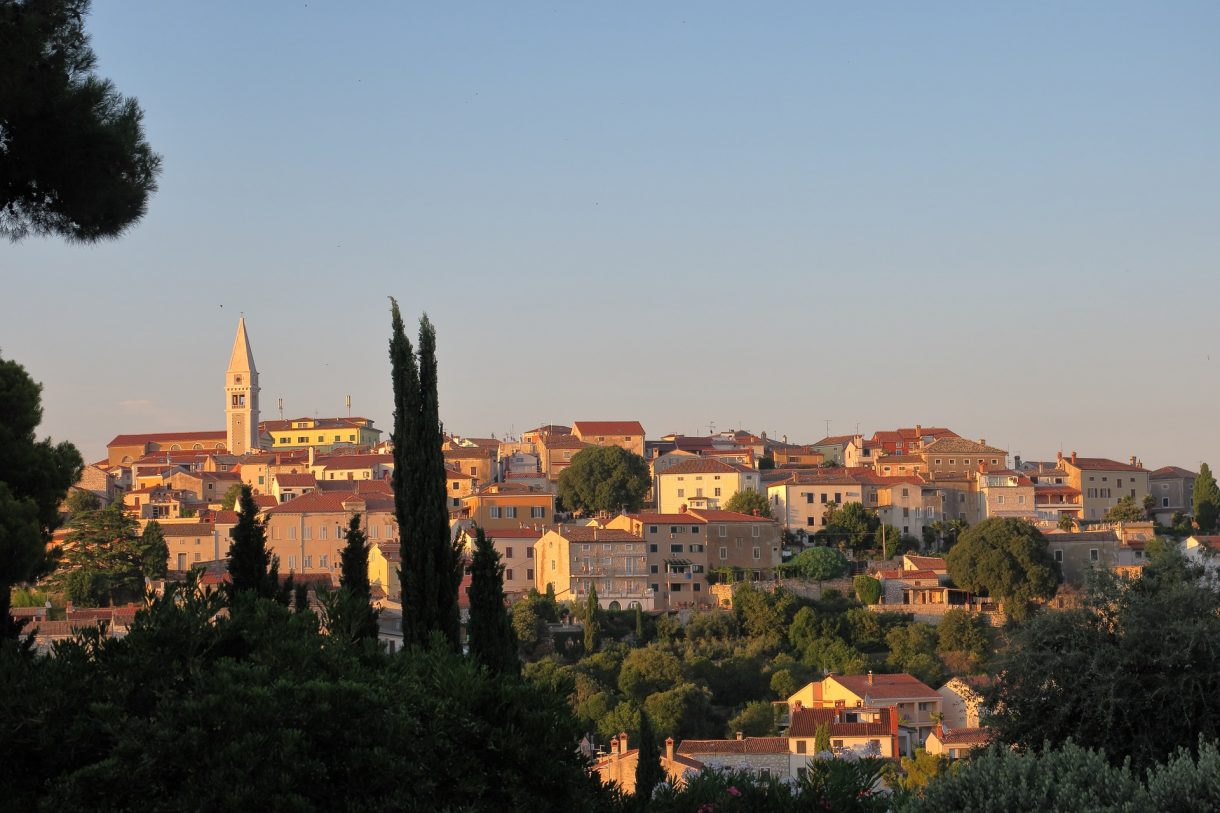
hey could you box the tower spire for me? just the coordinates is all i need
[225,316,260,455]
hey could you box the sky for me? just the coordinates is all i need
[3,2,1218,468]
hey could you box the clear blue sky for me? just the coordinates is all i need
[4,1,1218,469]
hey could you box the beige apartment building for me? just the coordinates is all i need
[919,438,1008,479]
[533,526,654,610]
[1055,451,1151,520]
[571,421,646,458]
[605,508,781,608]
[263,489,397,581]
[974,467,1037,520]
[536,433,591,482]
[461,483,555,531]
[458,526,542,598]
[767,470,866,531]
[655,458,761,514]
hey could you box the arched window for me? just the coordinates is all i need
[170,444,181,451]
[607,600,621,612]
[192,444,203,450]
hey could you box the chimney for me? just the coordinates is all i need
[735,731,743,740]
[609,737,619,756]
[1056,450,1063,462]
[1071,451,1078,465]
[935,722,944,739]
[978,461,986,474]
[1130,455,1137,466]
[915,424,922,435]
[979,438,986,446]
[867,670,874,686]
[793,700,803,711]
[308,446,315,467]
[665,737,675,762]
[619,732,629,753]
[752,508,760,517]
[1014,454,1022,469]
[679,503,687,513]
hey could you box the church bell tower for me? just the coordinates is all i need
[225,316,260,455]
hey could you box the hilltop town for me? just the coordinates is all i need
[22,317,1219,802]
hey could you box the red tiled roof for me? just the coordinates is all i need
[789,706,895,738]
[261,417,376,432]
[263,489,396,514]
[538,434,590,450]
[319,454,393,470]
[626,513,705,525]
[658,458,755,476]
[687,509,775,524]
[484,528,545,539]
[1035,485,1082,496]
[876,569,940,581]
[274,473,317,487]
[446,470,477,480]
[677,737,790,756]
[212,510,239,524]
[316,480,394,495]
[937,727,992,746]
[1065,456,1145,472]
[905,555,947,571]
[444,447,493,460]
[829,673,939,701]
[158,523,217,537]
[813,435,857,446]
[572,421,645,437]
[1151,466,1197,479]
[109,430,226,447]
[553,528,642,543]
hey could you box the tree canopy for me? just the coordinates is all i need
[1193,463,1220,533]
[984,551,1220,771]
[815,502,881,551]
[724,489,771,518]
[0,0,161,242]
[782,546,849,582]
[557,445,651,514]
[946,518,1060,619]
[467,526,519,676]
[1103,495,1146,522]
[0,350,82,638]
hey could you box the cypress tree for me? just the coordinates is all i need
[339,514,371,598]
[634,709,665,801]
[1193,463,1220,533]
[331,513,379,642]
[226,484,279,599]
[584,585,600,653]
[635,605,644,641]
[467,527,520,675]
[389,301,462,650]
[417,314,464,650]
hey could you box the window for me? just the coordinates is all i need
[796,740,807,754]
[506,569,513,581]
[304,555,313,568]
[1090,548,1099,562]
[1018,495,1026,504]
[751,525,760,537]
[997,495,1005,505]
[319,525,327,540]
[677,489,685,498]
[752,547,760,560]
[832,740,844,749]
[649,543,658,553]
[834,492,842,504]
[670,544,683,553]
[650,565,659,574]
[805,493,814,504]
[719,547,728,561]
[718,525,727,537]
[820,493,828,504]
[531,506,545,518]
[505,506,517,519]
[489,506,501,518]
[1163,497,1170,507]
[649,525,658,534]
[505,547,513,559]
[288,526,297,540]
[303,526,312,540]
[527,569,534,581]
[806,517,815,526]
[689,544,703,553]
[319,555,328,568]
[714,487,721,497]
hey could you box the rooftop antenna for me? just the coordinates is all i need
[708,421,716,436]
[346,394,351,417]
[824,419,831,437]
[277,397,284,420]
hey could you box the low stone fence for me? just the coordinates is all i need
[866,602,1006,627]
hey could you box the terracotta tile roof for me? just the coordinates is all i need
[922,438,1007,455]
[554,527,643,543]
[904,555,947,570]
[658,458,756,476]
[538,434,591,450]
[524,424,571,436]
[212,510,239,524]
[1035,484,1082,496]
[108,431,226,447]
[813,435,857,446]
[876,569,940,581]
[572,421,645,437]
[446,470,478,480]
[878,454,925,464]
[274,473,317,487]
[1064,456,1145,472]
[677,737,790,756]
[828,673,939,701]
[1150,465,1197,479]
[443,447,494,460]
[1042,530,1119,542]
[938,727,992,746]
[263,489,396,514]
[319,454,393,470]
[316,480,394,495]
[159,523,217,536]
[687,509,775,524]
[474,483,552,497]
[789,706,895,738]
[627,513,706,525]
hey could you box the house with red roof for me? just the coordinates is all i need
[592,733,702,794]
[533,526,655,610]
[262,486,397,580]
[677,734,791,777]
[1054,451,1151,521]
[655,458,762,515]
[788,672,942,755]
[924,724,992,759]
[1149,465,1197,524]
[571,421,645,458]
